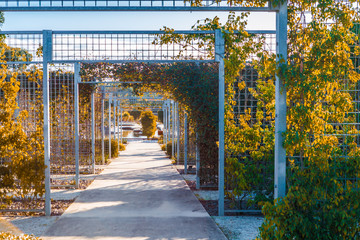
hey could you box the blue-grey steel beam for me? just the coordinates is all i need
[74,62,80,189]
[215,28,225,216]
[171,101,176,158]
[117,100,120,153]
[176,102,180,164]
[120,108,123,144]
[108,96,112,159]
[42,30,52,217]
[91,91,96,174]
[0,0,275,12]
[0,30,276,35]
[101,88,105,165]
[274,2,287,199]
[184,112,188,174]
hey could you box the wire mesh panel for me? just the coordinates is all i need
[0,0,272,11]
[49,64,76,187]
[2,33,43,63]
[79,82,93,171]
[17,65,43,136]
[225,33,276,212]
[93,91,104,164]
[52,31,214,62]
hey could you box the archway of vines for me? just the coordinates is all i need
[81,62,220,186]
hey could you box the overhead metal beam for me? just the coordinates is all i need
[0,0,276,12]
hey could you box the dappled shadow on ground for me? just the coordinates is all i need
[43,142,226,240]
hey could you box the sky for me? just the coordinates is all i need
[2,11,276,31]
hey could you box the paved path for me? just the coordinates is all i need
[43,142,226,240]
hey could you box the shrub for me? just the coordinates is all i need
[95,138,118,161]
[258,164,360,239]
[121,111,134,122]
[0,232,39,239]
[161,144,166,151]
[140,111,157,139]
[105,139,119,158]
[166,141,172,158]
[129,110,142,121]
[122,139,128,144]
[158,135,163,144]
[119,143,126,151]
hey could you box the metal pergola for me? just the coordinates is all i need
[0,1,288,217]
[0,0,279,11]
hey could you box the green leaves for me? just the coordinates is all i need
[140,111,157,139]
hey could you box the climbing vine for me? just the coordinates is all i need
[0,42,45,205]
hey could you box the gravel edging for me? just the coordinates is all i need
[177,168,265,240]
[213,216,264,240]
[3,216,59,237]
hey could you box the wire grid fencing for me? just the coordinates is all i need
[52,31,213,62]
[78,83,93,172]
[0,0,270,9]
[2,33,43,63]
[224,34,276,211]
[92,91,104,165]
[48,64,77,187]
[177,110,198,173]
[16,65,43,137]
[174,105,184,163]
[284,16,360,199]
[1,31,215,63]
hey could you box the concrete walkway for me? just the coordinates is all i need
[43,142,227,240]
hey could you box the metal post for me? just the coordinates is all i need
[274,2,288,199]
[117,100,120,152]
[42,30,52,216]
[163,102,168,144]
[195,132,200,190]
[184,112,188,174]
[91,91,95,174]
[74,62,80,189]
[176,102,180,165]
[120,108,123,144]
[101,91,105,165]
[172,101,175,159]
[215,28,225,216]
[113,97,117,155]
[167,102,171,145]
[108,96,112,159]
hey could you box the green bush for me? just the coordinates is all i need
[119,143,126,151]
[166,141,172,158]
[140,111,157,139]
[95,138,118,163]
[258,159,360,240]
[161,144,165,151]
[129,110,142,121]
[104,139,119,158]
[122,139,128,144]
[121,111,134,122]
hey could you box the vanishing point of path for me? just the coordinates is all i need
[43,142,227,240]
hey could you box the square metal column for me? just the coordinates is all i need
[42,30,52,217]
[215,29,225,216]
[274,2,288,199]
